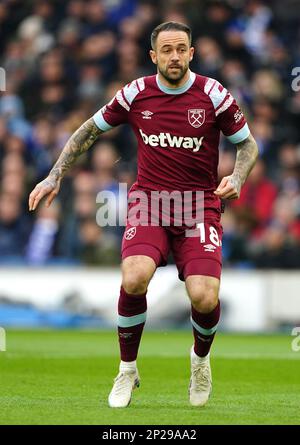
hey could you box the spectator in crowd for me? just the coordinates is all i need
[0,192,32,262]
[25,200,60,265]
[231,159,278,233]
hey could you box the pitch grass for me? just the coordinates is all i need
[0,330,299,425]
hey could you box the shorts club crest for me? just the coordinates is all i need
[124,227,136,240]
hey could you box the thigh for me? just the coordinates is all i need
[171,221,223,281]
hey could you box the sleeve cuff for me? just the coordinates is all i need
[93,110,114,132]
[226,123,250,144]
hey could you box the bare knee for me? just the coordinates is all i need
[122,255,156,295]
[122,273,149,294]
[186,275,220,313]
[191,289,219,313]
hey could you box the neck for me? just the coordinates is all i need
[157,69,190,89]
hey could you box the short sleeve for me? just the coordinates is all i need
[93,77,145,132]
[205,78,250,144]
[93,90,130,132]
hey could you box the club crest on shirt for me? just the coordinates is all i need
[188,109,205,128]
[125,227,136,240]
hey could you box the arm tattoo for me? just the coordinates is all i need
[231,133,259,191]
[49,118,102,181]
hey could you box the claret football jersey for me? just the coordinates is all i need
[93,70,249,195]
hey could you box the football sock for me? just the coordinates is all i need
[191,347,210,364]
[119,360,137,372]
[191,301,220,357]
[117,286,147,362]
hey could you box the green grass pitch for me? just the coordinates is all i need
[0,330,299,425]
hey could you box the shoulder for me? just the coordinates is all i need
[196,75,234,116]
[192,73,227,100]
[202,76,227,105]
[121,76,156,109]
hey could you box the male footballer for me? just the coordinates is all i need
[29,22,258,408]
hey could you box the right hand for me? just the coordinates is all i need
[28,176,61,211]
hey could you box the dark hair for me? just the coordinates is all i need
[150,21,192,49]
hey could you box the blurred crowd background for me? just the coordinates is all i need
[0,0,300,269]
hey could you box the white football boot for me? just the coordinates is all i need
[108,368,140,408]
[189,347,212,407]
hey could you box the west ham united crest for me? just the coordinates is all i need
[188,109,205,128]
[125,227,136,240]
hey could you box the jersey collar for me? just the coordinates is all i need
[156,70,196,95]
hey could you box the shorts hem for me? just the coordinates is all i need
[180,257,222,281]
[122,244,167,267]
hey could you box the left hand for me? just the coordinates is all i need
[214,175,241,200]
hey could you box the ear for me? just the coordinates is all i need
[189,47,195,62]
[150,49,157,65]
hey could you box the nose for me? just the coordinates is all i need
[170,50,180,61]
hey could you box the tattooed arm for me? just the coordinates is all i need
[29,118,102,210]
[214,133,259,200]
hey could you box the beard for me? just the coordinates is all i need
[158,63,189,85]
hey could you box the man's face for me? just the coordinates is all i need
[150,30,194,85]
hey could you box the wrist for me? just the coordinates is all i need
[230,173,242,190]
[49,170,62,182]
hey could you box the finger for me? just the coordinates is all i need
[29,188,40,211]
[31,189,49,211]
[46,190,57,207]
[31,196,41,211]
[29,195,33,211]
[222,191,239,200]
[214,183,234,197]
[215,177,229,193]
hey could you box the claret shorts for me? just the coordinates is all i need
[121,220,223,281]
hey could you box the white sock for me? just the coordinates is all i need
[119,360,137,372]
[191,347,210,363]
